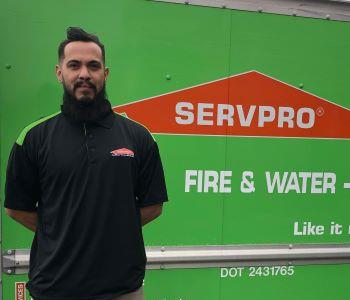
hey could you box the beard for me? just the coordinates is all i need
[61,80,112,123]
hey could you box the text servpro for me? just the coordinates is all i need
[175,102,315,129]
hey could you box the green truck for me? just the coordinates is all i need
[1,0,350,299]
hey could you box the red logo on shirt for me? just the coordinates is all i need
[110,148,134,157]
[15,282,26,300]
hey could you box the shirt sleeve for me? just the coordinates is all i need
[136,140,168,208]
[4,141,40,212]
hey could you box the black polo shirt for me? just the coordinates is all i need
[4,110,168,300]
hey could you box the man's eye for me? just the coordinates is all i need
[68,63,79,69]
[89,63,101,70]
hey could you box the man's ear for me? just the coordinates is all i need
[55,64,62,83]
[104,67,110,80]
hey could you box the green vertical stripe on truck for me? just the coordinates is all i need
[16,112,61,146]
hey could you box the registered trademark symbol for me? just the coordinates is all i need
[316,107,324,116]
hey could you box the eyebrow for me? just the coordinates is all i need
[66,59,80,65]
[66,59,102,65]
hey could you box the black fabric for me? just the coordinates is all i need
[4,111,168,300]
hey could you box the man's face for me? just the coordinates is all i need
[56,41,109,102]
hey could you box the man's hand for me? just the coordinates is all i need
[5,208,37,232]
[140,203,163,226]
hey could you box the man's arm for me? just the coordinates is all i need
[140,203,163,226]
[5,208,37,232]
[6,204,162,230]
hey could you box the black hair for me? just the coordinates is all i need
[58,27,105,63]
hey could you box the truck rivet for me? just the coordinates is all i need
[7,249,13,255]
[5,64,12,69]
[299,83,304,89]
[7,269,12,274]
[326,14,330,20]
[289,244,293,249]
[161,246,166,252]
[166,74,171,80]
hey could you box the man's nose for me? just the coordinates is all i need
[78,65,91,80]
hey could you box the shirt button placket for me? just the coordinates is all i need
[84,124,96,164]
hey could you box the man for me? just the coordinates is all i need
[4,27,168,300]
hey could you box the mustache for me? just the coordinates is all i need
[61,83,111,122]
[73,80,97,93]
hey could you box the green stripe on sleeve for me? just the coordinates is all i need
[16,111,61,146]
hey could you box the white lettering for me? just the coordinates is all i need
[323,173,336,194]
[185,170,198,192]
[237,105,255,127]
[197,170,203,193]
[299,172,312,193]
[185,170,232,193]
[217,104,234,126]
[278,107,294,128]
[311,172,323,194]
[266,172,288,193]
[297,108,315,129]
[294,222,303,236]
[197,103,214,125]
[266,172,336,194]
[258,106,275,127]
[220,171,232,193]
[175,102,316,129]
[221,268,229,278]
[175,102,194,125]
[285,172,300,193]
[294,221,324,236]
[204,170,219,193]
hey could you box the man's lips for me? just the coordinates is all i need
[75,83,96,92]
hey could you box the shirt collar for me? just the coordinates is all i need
[61,107,115,129]
[92,110,115,129]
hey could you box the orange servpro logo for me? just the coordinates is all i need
[110,148,134,157]
[114,71,350,139]
[15,282,26,300]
